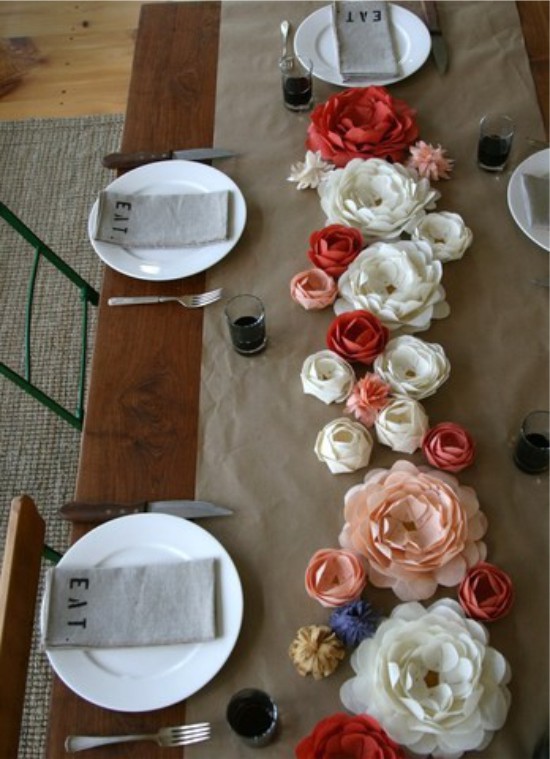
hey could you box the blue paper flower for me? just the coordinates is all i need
[329,599,381,647]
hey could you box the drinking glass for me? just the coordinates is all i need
[477,113,514,172]
[280,56,313,112]
[226,688,278,747]
[513,410,549,474]
[225,294,267,355]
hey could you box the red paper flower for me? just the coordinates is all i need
[308,224,364,278]
[422,422,476,472]
[306,86,419,168]
[296,712,405,759]
[327,310,389,365]
[459,562,514,622]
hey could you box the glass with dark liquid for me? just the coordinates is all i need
[513,410,549,474]
[225,294,267,355]
[280,56,313,112]
[226,688,278,747]
[477,114,514,172]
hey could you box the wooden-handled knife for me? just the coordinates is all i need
[421,1,449,74]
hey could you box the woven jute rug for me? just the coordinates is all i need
[0,114,124,758]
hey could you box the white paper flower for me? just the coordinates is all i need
[301,350,355,405]
[318,158,440,239]
[373,335,450,400]
[340,598,512,759]
[412,211,473,263]
[375,396,429,453]
[315,417,373,474]
[287,150,334,190]
[335,240,450,334]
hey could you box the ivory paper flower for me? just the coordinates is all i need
[422,422,476,472]
[315,417,373,474]
[305,548,367,608]
[335,240,450,334]
[340,599,511,758]
[407,140,454,181]
[318,158,440,240]
[412,211,473,263]
[375,396,429,454]
[287,150,334,189]
[290,268,337,310]
[459,562,514,622]
[301,350,355,405]
[373,335,450,400]
[345,373,392,427]
[339,460,488,600]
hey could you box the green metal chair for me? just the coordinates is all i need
[0,202,99,431]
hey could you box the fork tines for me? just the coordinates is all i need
[171,722,211,745]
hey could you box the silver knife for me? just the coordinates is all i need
[59,499,233,523]
[102,148,236,171]
[422,1,448,74]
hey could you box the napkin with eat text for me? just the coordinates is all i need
[520,173,549,228]
[332,0,399,81]
[42,559,216,648]
[93,189,229,247]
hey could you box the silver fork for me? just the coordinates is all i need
[65,722,211,752]
[108,287,223,309]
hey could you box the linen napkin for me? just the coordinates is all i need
[332,1,399,81]
[520,173,549,228]
[93,189,229,247]
[42,559,216,648]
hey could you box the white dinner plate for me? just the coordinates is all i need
[294,3,431,88]
[88,161,247,281]
[507,148,550,252]
[44,514,243,712]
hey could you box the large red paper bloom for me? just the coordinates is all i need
[459,562,514,621]
[296,712,405,759]
[327,310,389,365]
[422,422,476,472]
[306,86,419,168]
[308,224,364,278]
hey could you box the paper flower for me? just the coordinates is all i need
[318,158,440,240]
[290,268,338,310]
[307,224,364,278]
[289,625,346,679]
[340,599,512,758]
[412,211,473,263]
[407,140,454,181]
[305,548,367,608]
[306,85,419,168]
[339,460,488,600]
[329,599,381,647]
[315,417,373,474]
[345,372,392,427]
[300,350,355,405]
[335,241,450,334]
[459,562,514,621]
[375,396,429,454]
[374,335,450,400]
[295,712,406,759]
[422,422,476,472]
[326,310,389,364]
[287,150,334,189]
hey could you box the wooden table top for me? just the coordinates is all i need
[45,2,548,756]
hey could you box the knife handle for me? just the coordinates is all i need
[59,501,147,522]
[102,151,171,170]
[421,1,441,32]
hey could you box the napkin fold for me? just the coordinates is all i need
[93,189,229,247]
[332,0,399,81]
[42,559,216,648]
[520,173,550,228]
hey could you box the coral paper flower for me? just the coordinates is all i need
[307,224,364,278]
[459,562,514,621]
[340,599,512,758]
[345,373,391,427]
[327,310,389,365]
[305,548,367,608]
[306,85,419,168]
[295,712,406,759]
[290,268,338,310]
[422,422,476,472]
[339,460,488,600]
[407,140,454,181]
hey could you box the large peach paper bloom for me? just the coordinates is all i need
[339,460,488,601]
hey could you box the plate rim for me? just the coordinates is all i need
[507,148,550,252]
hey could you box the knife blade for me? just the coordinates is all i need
[102,148,237,171]
[421,1,448,74]
[59,499,233,523]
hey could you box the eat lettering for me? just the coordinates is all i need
[67,576,89,629]
[346,10,382,22]
[112,199,132,234]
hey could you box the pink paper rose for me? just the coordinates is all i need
[327,310,389,365]
[306,86,419,168]
[305,548,367,608]
[307,224,364,278]
[339,460,488,601]
[459,562,514,621]
[290,268,338,310]
[422,422,476,472]
[345,373,392,427]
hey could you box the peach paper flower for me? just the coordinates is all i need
[422,421,476,472]
[407,140,454,181]
[327,310,389,365]
[345,373,391,427]
[339,460,488,601]
[290,268,338,310]
[459,562,514,621]
[305,548,367,608]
